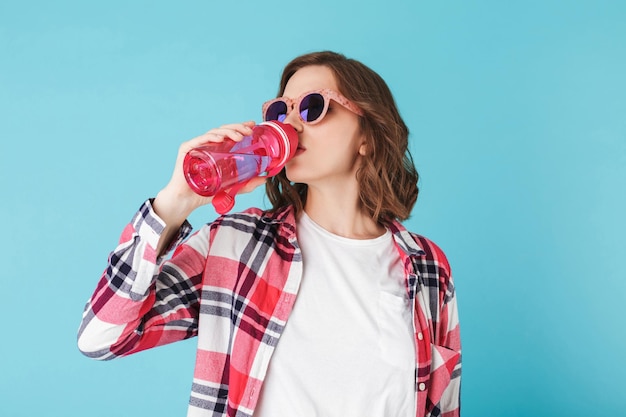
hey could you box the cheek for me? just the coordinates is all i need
[325,117,361,141]
[336,124,365,154]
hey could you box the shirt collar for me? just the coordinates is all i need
[260,205,297,239]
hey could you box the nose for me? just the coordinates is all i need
[282,104,304,132]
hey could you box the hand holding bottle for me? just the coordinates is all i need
[153,121,267,254]
[183,120,298,214]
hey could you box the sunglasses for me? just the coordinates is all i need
[262,89,363,125]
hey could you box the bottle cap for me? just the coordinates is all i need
[212,191,235,215]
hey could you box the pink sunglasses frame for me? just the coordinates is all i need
[262,88,364,125]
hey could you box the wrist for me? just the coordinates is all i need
[153,187,197,227]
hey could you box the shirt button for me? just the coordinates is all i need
[418,383,426,391]
[417,332,424,340]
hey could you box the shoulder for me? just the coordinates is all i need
[215,206,266,223]
[410,233,451,274]
[208,205,296,237]
[214,205,294,224]
[390,220,453,288]
[389,221,451,271]
[409,233,455,296]
[201,206,297,260]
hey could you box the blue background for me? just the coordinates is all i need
[1,1,625,416]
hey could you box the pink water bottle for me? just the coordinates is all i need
[183,121,298,214]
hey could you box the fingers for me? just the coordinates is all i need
[179,121,256,155]
[161,121,263,214]
[203,122,255,143]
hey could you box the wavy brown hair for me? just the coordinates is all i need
[266,51,419,224]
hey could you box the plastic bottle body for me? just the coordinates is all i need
[183,121,298,209]
[184,150,271,197]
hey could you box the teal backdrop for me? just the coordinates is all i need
[1,1,625,416]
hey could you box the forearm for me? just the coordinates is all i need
[153,186,201,257]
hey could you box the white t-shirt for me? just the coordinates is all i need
[254,212,415,417]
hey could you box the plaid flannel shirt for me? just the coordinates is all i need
[78,200,461,417]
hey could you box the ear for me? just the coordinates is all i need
[358,142,367,156]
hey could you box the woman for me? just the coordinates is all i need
[78,51,461,417]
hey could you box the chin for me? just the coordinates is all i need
[285,171,305,184]
[284,162,303,183]
[285,170,312,185]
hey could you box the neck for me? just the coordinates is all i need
[302,182,386,240]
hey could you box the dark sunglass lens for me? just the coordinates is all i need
[300,93,325,122]
[265,101,288,122]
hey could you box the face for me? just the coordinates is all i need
[277,65,366,188]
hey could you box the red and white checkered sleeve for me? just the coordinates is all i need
[77,199,206,360]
